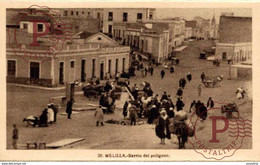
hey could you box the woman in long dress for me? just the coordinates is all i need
[47,104,54,124]
[94,106,104,126]
[155,110,171,144]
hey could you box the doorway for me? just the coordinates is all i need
[115,59,119,74]
[100,63,104,80]
[81,60,86,82]
[59,62,64,84]
[108,25,113,34]
[30,62,40,79]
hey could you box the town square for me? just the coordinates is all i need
[6,7,252,150]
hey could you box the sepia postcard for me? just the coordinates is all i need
[0,1,260,162]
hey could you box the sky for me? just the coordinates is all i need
[156,8,252,23]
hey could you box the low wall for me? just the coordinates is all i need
[7,76,53,87]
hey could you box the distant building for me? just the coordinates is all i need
[185,27,192,39]
[113,22,169,62]
[60,8,103,19]
[215,16,252,63]
[58,9,103,33]
[7,8,102,34]
[193,16,211,39]
[102,8,156,36]
[185,20,197,38]
[137,18,185,56]
[209,15,218,39]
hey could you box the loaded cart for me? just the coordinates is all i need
[221,103,239,119]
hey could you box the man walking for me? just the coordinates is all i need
[66,99,74,119]
[144,67,148,77]
[187,72,192,81]
[201,72,205,82]
[176,88,183,98]
[197,84,202,97]
[176,98,185,111]
[207,97,214,109]
[161,69,165,79]
[12,124,18,149]
[150,67,154,76]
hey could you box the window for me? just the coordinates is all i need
[98,37,102,40]
[97,12,100,19]
[137,13,142,20]
[82,11,84,15]
[108,12,113,21]
[64,11,68,16]
[76,11,79,16]
[23,23,28,30]
[71,11,74,16]
[37,24,43,32]
[7,60,16,76]
[88,12,91,16]
[70,61,75,68]
[123,12,128,22]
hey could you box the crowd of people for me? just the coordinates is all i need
[118,66,220,149]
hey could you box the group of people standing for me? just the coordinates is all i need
[39,103,59,127]
[189,97,214,122]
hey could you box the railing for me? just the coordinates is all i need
[7,43,130,54]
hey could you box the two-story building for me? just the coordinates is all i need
[102,8,156,36]
[215,15,252,63]
[113,22,169,62]
[144,18,185,54]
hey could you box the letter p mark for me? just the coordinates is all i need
[209,116,229,143]
[30,20,50,47]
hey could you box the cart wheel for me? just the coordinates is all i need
[204,82,210,87]
[231,112,239,119]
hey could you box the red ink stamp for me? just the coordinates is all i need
[188,101,252,160]
[7,5,73,63]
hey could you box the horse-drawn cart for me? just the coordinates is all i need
[203,75,223,88]
[221,103,239,119]
[82,84,104,100]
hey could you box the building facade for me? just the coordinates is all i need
[185,27,192,40]
[215,16,252,63]
[113,22,169,62]
[102,8,156,35]
[143,18,185,55]
[7,31,130,87]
